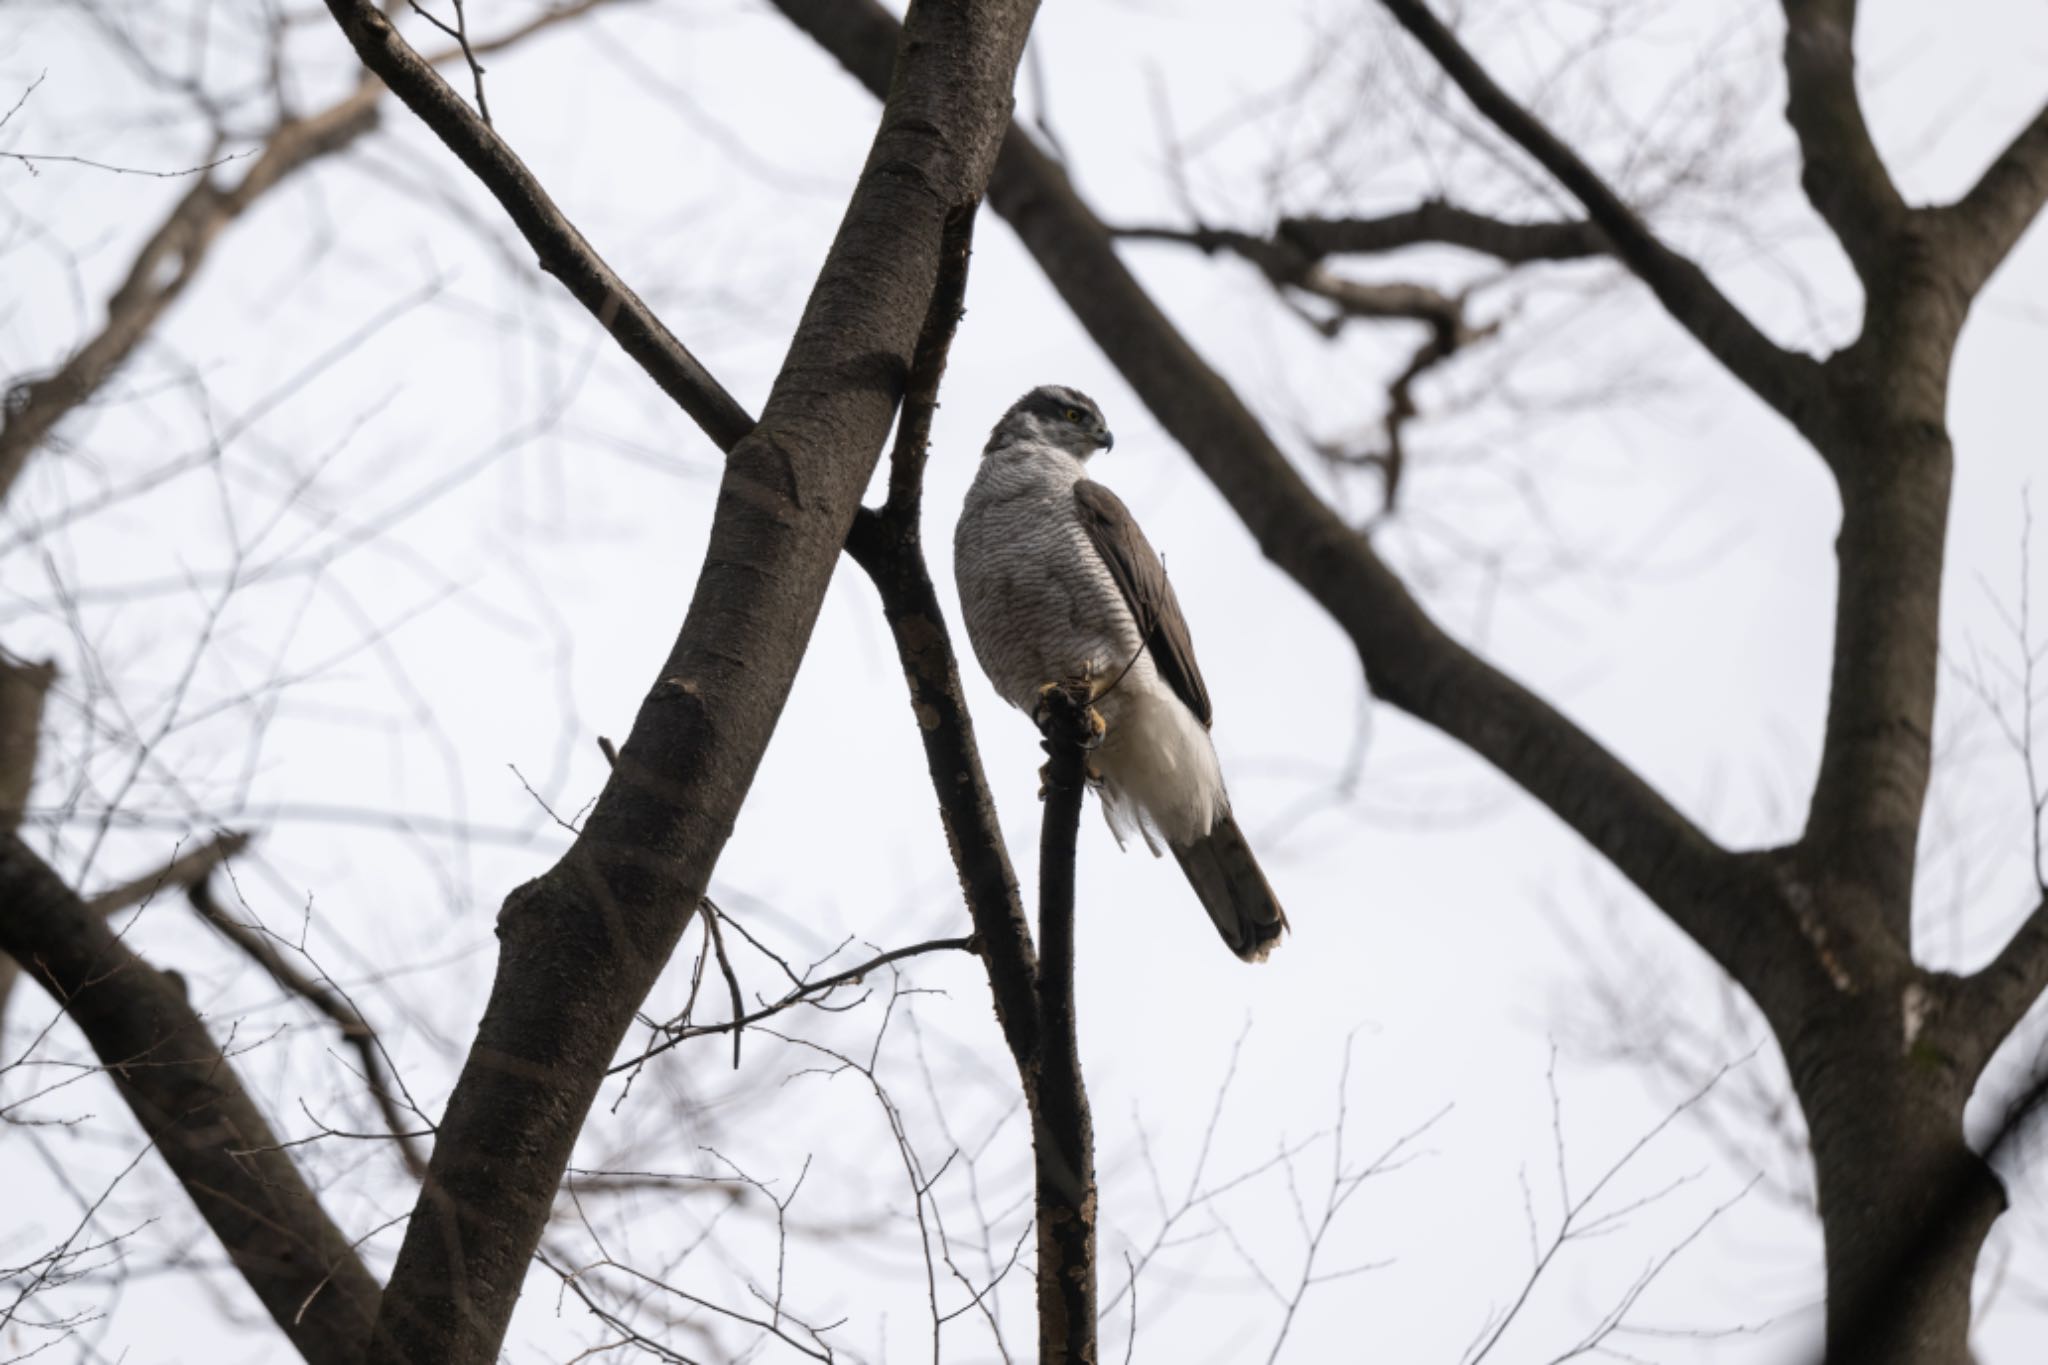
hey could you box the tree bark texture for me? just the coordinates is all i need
[321,2,1043,1361]
[1789,1006,2004,1365]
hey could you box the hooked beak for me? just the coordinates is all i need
[1096,427,1115,453]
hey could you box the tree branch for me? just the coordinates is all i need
[1112,224,1474,328]
[84,828,251,915]
[1278,201,1609,263]
[843,204,1045,1066]
[321,2,1043,1360]
[323,2,752,454]
[613,932,976,1068]
[1939,101,2048,298]
[1961,896,2048,1069]
[0,652,53,831]
[186,872,429,1178]
[1373,0,1831,439]
[1779,0,1907,283]
[1113,219,1503,512]
[0,652,55,1032]
[772,0,1827,1023]
[8,827,249,1040]
[0,835,381,1365]
[1032,684,1097,1365]
[0,1,621,509]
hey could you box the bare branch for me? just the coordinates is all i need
[0,147,253,179]
[83,830,251,916]
[611,929,974,1072]
[1033,684,1098,1365]
[1374,0,1831,438]
[1112,223,1473,328]
[0,653,53,833]
[0,0,626,507]
[1963,896,2048,1067]
[185,873,430,1177]
[0,91,378,506]
[1939,101,2048,297]
[0,653,55,1030]
[774,0,1832,1018]
[321,1,753,454]
[843,202,1044,1066]
[1277,201,1609,264]
[1779,0,1906,282]
[0,836,380,1364]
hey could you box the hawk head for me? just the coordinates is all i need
[988,384,1115,459]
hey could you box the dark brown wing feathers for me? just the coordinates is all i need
[1073,480,1213,727]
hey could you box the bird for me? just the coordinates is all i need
[953,383,1288,962]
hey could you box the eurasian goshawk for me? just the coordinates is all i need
[954,384,1288,962]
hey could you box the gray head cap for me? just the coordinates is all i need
[987,384,1114,457]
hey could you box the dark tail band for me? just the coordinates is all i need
[1170,813,1288,963]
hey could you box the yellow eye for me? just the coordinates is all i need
[1064,407,1082,422]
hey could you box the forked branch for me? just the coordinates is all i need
[1942,102,2048,297]
[323,0,754,451]
[1779,0,1906,282]
[0,836,381,1364]
[1374,0,1830,438]
[773,0,1818,1022]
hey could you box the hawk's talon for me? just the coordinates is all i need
[1032,680,1107,751]
[1082,706,1106,750]
[1030,680,1064,735]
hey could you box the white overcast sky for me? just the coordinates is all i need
[4,1,2048,1362]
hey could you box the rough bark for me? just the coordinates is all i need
[1788,996,2004,1365]
[0,836,382,1365]
[1802,412,1952,938]
[320,2,1042,1361]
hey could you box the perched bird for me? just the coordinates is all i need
[954,384,1288,962]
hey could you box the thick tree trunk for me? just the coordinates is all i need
[1789,1001,2004,1365]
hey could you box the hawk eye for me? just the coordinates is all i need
[1063,406,1082,422]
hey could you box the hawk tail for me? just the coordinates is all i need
[1170,814,1288,963]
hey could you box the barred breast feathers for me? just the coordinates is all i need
[955,439,1230,854]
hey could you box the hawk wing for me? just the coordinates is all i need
[1073,480,1214,728]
